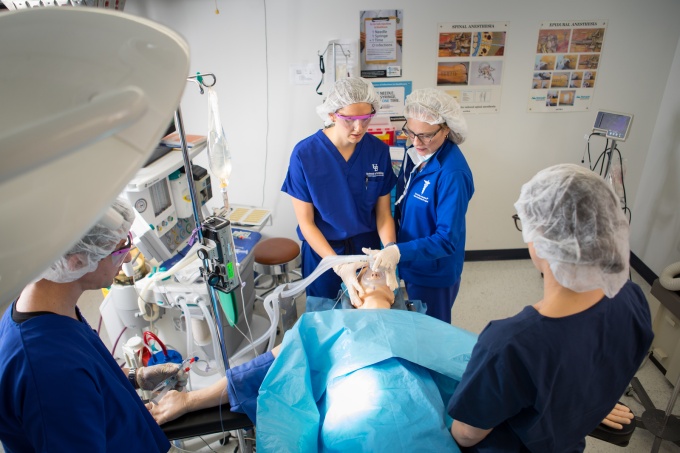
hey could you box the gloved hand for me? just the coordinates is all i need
[333,262,366,307]
[362,246,400,291]
[136,363,188,392]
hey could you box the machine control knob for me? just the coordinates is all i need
[208,273,221,287]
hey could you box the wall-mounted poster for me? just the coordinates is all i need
[528,20,607,112]
[436,22,508,113]
[360,10,404,78]
[372,81,412,121]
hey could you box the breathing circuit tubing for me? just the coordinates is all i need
[280,254,368,299]
[227,254,370,363]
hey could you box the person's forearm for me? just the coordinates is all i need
[451,420,492,447]
[299,222,336,258]
[291,198,336,258]
[185,376,229,412]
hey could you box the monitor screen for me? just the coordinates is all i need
[593,110,633,141]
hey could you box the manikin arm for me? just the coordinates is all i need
[601,403,633,429]
[147,345,282,425]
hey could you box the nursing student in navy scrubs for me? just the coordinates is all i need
[281,77,397,306]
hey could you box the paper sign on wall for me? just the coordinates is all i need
[528,20,607,112]
[360,10,403,78]
[435,22,508,114]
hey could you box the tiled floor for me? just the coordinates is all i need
[5,260,679,452]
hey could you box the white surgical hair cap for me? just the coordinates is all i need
[404,88,468,144]
[316,77,381,126]
[40,198,135,283]
[514,164,630,298]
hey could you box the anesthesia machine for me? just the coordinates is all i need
[100,127,275,387]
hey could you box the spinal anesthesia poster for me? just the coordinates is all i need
[436,22,508,114]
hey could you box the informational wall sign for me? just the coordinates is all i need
[436,22,508,114]
[528,20,607,112]
[360,10,403,78]
[372,81,412,121]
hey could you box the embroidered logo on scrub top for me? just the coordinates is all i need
[414,179,430,203]
[366,163,384,178]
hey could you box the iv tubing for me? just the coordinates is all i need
[177,299,199,363]
[227,287,280,364]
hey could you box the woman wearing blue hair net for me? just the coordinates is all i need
[0,198,184,452]
[281,77,397,307]
[447,164,653,452]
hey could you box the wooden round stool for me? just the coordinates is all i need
[253,237,301,298]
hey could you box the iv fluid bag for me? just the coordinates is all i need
[207,87,232,186]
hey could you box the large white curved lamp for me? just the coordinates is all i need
[0,7,190,310]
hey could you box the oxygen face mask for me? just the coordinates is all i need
[360,268,387,290]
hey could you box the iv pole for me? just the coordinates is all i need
[173,73,253,453]
[174,73,231,371]
[173,73,233,371]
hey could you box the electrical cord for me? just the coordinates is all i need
[316,53,325,95]
[218,383,227,445]
[585,134,632,225]
[612,145,632,224]
[582,132,604,168]
[111,326,127,358]
[239,282,255,349]
[198,436,218,452]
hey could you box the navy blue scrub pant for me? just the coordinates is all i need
[404,279,461,324]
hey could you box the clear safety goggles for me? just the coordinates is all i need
[110,232,132,267]
[334,110,375,128]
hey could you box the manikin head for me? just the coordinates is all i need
[354,267,395,309]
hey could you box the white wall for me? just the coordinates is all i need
[125,0,680,265]
[629,35,680,275]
